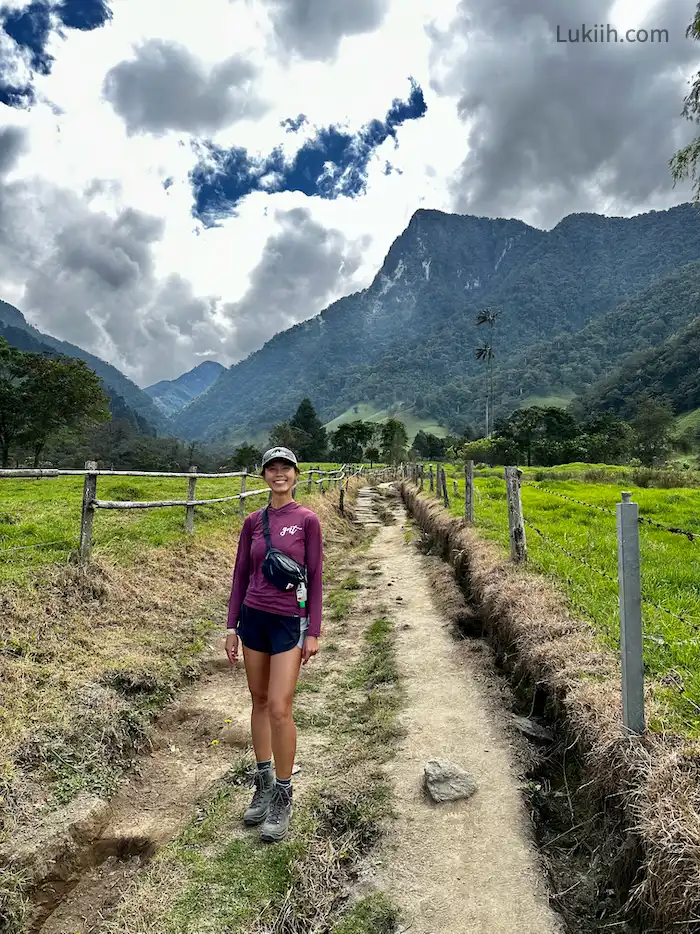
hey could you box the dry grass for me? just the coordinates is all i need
[0,481,367,932]
[399,481,700,931]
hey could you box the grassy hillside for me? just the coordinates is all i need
[324,402,448,440]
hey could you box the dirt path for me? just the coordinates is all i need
[35,485,563,933]
[364,485,564,934]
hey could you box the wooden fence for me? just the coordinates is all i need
[0,463,365,563]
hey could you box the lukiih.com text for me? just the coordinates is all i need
[556,24,669,43]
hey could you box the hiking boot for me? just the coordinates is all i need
[243,769,275,826]
[260,784,293,842]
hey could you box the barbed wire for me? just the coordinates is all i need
[522,518,619,585]
[522,483,616,515]
[0,539,77,555]
[637,514,698,543]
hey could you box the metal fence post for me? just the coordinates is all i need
[465,460,474,523]
[186,466,197,533]
[239,471,247,516]
[617,492,645,735]
[79,460,98,563]
[504,467,527,562]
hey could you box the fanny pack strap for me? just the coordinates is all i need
[261,506,272,550]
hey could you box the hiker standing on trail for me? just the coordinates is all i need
[225,446,322,842]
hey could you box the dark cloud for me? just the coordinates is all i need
[0,125,27,175]
[262,0,390,60]
[191,78,427,223]
[222,207,368,358]
[0,169,226,383]
[431,0,700,226]
[103,39,267,136]
[0,0,112,107]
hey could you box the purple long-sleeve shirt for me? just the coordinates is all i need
[227,502,323,637]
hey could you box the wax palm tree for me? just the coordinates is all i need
[475,307,499,437]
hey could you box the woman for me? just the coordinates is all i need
[225,446,322,842]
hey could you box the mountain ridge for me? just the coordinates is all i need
[145,360,225,417]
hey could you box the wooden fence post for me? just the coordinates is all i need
[504,467,527,562]
[79,460,98,563]
[420,465,425,491]
[186,466,197,533]
[441,467,450,509]
[340,487,345,516]
[453,479,458,498]
[465,460,474,523]
[307,469,313,493]
[239,471,247,516]
[429,465,434,492]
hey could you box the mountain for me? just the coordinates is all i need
[173,202,700,442]
[0,301,168,433]
[145,360,225,417]
[578,314,700,420]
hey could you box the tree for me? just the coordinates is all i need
[475,306,499,437]
[380,418,408,464]
[329,420,374,462]
[365,446,379,467]
[630,395,675,466]
[290,398,327,460]
[20,355,110,466]
[269,422,307,452]
[229,444,262,471]
[670,4,700,199]
[0,339,27,467]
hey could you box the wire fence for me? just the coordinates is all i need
[404,461,700,734]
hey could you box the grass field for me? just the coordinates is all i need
[0,463,346,584]
[432,464,700,737]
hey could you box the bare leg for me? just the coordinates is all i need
[267,647,302,779]
[242,645,272,762]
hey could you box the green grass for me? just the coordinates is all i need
[677,407,700,435]
[324,402,448,440]
[423,468,700,737]
[0,463,346,584]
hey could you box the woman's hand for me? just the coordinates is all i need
[225,630,239,665]
[302,636,319,665]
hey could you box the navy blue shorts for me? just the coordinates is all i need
[238,604,308,655]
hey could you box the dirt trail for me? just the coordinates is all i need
[363,485,564,934]
[34,484,563,933]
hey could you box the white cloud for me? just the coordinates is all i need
[0,0,694,386]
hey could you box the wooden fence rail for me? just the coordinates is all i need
[1,460,403,565]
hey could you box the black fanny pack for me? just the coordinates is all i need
[260,507,307,592]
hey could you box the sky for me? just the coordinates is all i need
[0,0,699,386]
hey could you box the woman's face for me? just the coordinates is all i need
[263,460,296,494]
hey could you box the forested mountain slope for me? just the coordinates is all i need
[175,203,700,441]
[0,300,167,433]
